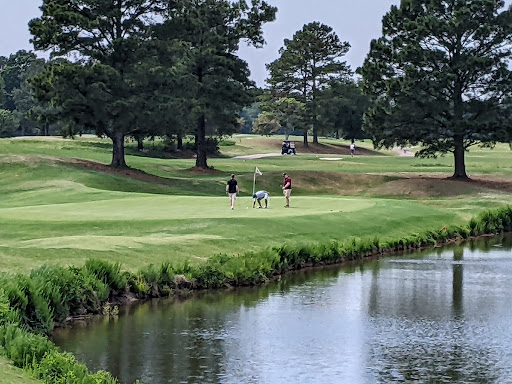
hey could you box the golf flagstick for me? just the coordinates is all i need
[253,167,262,205]
[253,167,262,195]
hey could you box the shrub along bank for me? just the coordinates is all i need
[1,206,511,383]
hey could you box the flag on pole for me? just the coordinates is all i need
[253,167,262,196]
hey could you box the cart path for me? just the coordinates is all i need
[232,153,283,160]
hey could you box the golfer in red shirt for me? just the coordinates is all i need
[282,172,292,208]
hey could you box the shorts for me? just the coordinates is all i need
[283,189,291,198]
[228,193,237,201]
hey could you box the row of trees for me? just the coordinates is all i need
[0,51,61,137]
[3,0,511,177]
[28,0,276,168]
[255,0,512,179]
[263,22,366,146]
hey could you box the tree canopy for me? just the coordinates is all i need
[158,0,276,168]
[29,0,275,169]
[266,22,351,146]
[361,0,512,179]
[29,0,170,168]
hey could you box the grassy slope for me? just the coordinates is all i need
[0,135,511,274]
[0,356,40,384]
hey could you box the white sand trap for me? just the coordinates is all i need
[319,157,343,161]
[392,147,415,157]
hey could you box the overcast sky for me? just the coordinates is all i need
[0,0,401,86]
[26,0,512,87]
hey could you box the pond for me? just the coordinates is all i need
[53,235,512,384]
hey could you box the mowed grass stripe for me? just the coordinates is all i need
[0,196,376,221]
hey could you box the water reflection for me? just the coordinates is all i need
[53,236,512,384]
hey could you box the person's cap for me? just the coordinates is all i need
[231,174,235,177]
[282,172,287,176]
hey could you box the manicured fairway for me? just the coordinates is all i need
[0,136,511,274]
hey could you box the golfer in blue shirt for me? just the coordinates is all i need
[253,190,269,208]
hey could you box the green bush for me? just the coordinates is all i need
[0,323,55,367]
[0,289,20,325]
[85,260,127,293]
[0,274,54,333]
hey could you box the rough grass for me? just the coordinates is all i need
[0,355,40,384]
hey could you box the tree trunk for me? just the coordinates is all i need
[313,128,319,144]
[136,135,144,151]
[452,134,468,179]
[196,115,208,169]
[177,133,183,150]
[111,130,127,168]
[303,129,309,148]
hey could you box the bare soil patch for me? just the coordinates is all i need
[367,173,512,197]
[62,158,176,185]
[188,166,222,175]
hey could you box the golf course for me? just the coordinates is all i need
[0,134,511,384]
[0,135,511,274]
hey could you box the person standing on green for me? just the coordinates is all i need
[226,174,239,210]
[282,172,292,208]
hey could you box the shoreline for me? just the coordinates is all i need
[55,232,506,330]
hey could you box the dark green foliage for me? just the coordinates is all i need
[36,350,117,384]
[30,265,75,324]
[0,323,56,367]
[0,322,117,383]
[0,274,53,333]
[0,50,39,112]
[0,109,18,137]
[315,80,371,140]
[157,0,276,168]
[30,0,168,168]
[267,22,352,145]
[361,0,512,179]
[85,260,127,293]
[0,290,20,325]
[67,267,109,314]
[182,137,220,154]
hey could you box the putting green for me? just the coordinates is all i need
[0,196,375,222]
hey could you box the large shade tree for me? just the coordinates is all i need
[361,0,512,179]
[159,0,276,169]
[29,0,166,167]
[316,80,370,140]
[266,22,351,146]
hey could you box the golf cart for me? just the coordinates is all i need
[281,140,296,155]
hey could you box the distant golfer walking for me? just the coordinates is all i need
[282,172,292,208]
[226,174,239,210]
